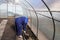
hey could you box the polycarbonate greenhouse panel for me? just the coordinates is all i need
[0,0,60,40]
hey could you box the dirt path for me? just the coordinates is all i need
[1,18,16,40]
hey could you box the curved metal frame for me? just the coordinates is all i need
[24,0,39,38]
[6,0,56,40]
[7,0,8,18]
[37,13,60,22]
[41,0,55,40]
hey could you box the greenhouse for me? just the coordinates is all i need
[0,0,60,40]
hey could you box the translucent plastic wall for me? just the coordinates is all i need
[52,12,60,40]
[0,0,60,40]
[0,0,7,18]
[25,0,60,40]
[22,0,38,36]
[37,11,60,40]
[8,2,15,17]
[37,12,54,40]
[0,0,15,18]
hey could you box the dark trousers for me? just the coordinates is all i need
[15,21,27,36]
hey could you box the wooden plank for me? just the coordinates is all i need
[28,23,48,40]
[0,20,8,40]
